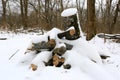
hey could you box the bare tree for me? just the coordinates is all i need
[110,0,120,33]
[106,0,112,33]
[24,0,28,29]
[86,0,96,41]
[76,0,86,31]
[20,0,24,28]
[28,0,44,34]
[20,0,29,29]
[1,0,8,25]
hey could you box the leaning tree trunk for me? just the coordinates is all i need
[86,0,96,41]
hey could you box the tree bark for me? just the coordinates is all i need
[24,0,28,29]
[45,0,50,27]
[20,0,28,29]
[106,0,112,34]
[20,0,24,28]
[60,0,64,12]
[110,0,120,34]
[86,0,96,41]
[1,0,8,25]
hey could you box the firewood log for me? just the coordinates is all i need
[30,64,38,71]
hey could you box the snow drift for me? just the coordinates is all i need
[0,28,120,80]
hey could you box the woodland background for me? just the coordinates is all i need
[0,0,120,39]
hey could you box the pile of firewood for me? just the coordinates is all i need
[28,36,72,71]
[44,46,66,67]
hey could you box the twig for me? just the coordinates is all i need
[9,49,20,60]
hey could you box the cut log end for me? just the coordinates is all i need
[30,64,38,71]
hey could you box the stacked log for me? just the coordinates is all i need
[28,37,73,71]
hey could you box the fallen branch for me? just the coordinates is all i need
[9,49,20,60]
[0,38,7,40]
[97,34,120,39]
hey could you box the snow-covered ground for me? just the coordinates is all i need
[0,28,120,80]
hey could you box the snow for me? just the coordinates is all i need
[0,28,120,80]
[61,8,78,17]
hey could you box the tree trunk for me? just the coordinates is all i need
[60,0,64,12]
[38,0,44,34]
[60,0,64,29]
[106,0,112,34]
[20,0,24,28]
[45,0,50,27]
[20,0,28,29]
[23,0,28,29]
[110,0,120,34]
[1,0,8,25]
[86,0,96,41]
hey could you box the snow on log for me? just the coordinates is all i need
[22,28,103,71]
[61,8,77,17]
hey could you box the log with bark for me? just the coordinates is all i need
[97,34,120,39]
[0,38,7,40]
[26,36,73,69]
[28,36,56,53]
[44,46,67,67]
